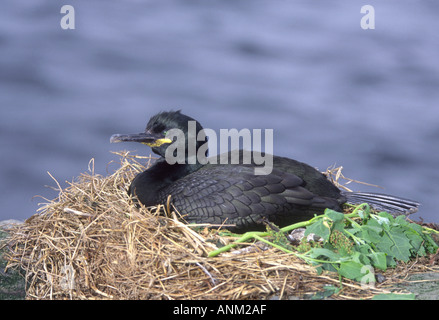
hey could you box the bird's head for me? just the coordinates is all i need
[110,110,206,160]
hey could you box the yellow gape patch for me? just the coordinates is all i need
[142,138,173,148]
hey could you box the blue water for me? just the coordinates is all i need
[1,0,438,223]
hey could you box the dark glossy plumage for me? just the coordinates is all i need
[111,110,419,233]
[130,152,345,231]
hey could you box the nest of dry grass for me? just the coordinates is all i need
[3,152,437,300]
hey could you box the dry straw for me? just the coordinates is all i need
[3,152,436,299]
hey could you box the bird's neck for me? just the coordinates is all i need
[131,157,203,206]
[158,157,203,179]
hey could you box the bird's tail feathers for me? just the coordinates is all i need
[343,191,420,216]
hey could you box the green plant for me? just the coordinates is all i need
[302,206,438,281]
[208,204,439,284]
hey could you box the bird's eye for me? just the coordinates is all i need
[163,130,168,136]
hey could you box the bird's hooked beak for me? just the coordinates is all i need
[110,131,173,148]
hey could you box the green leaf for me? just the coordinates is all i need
[305,209,346,241]
[423,233,439,254]
[374,212,393,227]
[360,224,383,243]
[405,230,424,252]
[327,209,346,232]
[305,219,330,241]
[310,285,340,300]
[308,248,341,261]
[394,215,410,226]
[377,229,412,262]
[368,251,387,271]
[372,293,416,300]
[338,260,365,281]
[325,209,345,223]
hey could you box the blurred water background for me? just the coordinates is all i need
[1,0,438,223]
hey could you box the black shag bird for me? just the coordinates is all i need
[110,110,419,232]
